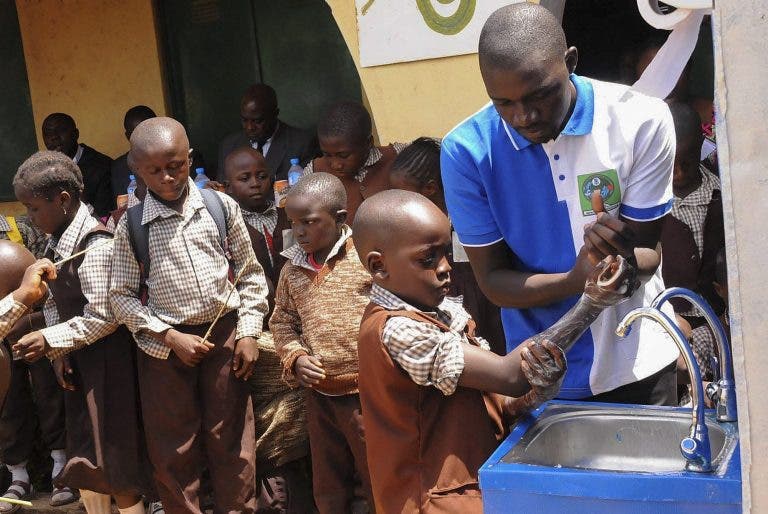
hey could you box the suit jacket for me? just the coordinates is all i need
[217,121,318,181]
[78,144,114,217]
[110,152,131,199]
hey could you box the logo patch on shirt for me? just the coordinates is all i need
[577,170,621,216]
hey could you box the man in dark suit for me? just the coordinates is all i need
[41,113,113,217]
[218,83,318,181]
[110,105,156,199]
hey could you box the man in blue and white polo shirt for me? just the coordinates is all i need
[441,3,679,404]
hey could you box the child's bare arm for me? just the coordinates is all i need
[459,343,528,397]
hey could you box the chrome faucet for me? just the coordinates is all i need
[616,307,712,472]
[651,287,737,422]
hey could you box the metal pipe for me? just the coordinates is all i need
[651,287,737,422]
[616,307,712,472]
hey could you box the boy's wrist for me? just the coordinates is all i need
[12,287,37,308]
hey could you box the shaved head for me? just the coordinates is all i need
[353,189,449,257]
[479,3,567,72]
[224,146,268,181]
[0,241,35,297]
[129,117,190,160]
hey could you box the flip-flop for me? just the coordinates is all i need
[0,481,31,513]
[148,502,165,514]
[50,486,78,507]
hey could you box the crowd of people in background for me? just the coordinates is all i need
[0,4,727,514]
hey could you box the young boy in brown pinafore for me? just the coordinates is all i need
[12,151,154,514]
[304,101,406,224]
[223,146,314,514]
[352,190,568,514]
[270,173,373,513]
[108,118,269,514]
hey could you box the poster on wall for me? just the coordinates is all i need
[356,0,527,67]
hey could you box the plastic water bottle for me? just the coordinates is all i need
[287,158,303,187]
[127,174,138,196]
[194,167,210,189]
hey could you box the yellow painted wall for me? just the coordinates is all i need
[1,0,167,216]
[326,0,489,144]
[15,0,167,159]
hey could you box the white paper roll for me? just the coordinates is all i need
[637,0,692,30]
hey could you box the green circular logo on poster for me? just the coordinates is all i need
[416,0,476,35]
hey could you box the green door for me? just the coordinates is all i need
[0,0,40,201]
[156,0,362,175]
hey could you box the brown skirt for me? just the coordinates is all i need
[56,326,155,498]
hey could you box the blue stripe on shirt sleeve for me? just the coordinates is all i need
[619,199,673,221]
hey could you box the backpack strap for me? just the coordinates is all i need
[200,188,228,254]
[126,203,150,305]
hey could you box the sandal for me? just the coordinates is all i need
[0,480,31,513]
[50,485,78,507]
[148,501,165,514]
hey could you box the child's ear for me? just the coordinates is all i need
[366,251,388,279]
[58,190,73,211]
[335,209,348,227]
[422,179,439,199]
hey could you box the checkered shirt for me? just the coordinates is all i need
[40,203,118,360]
[0,294,28,342]
[0,215,49,258]
[280,225,352,271]
[302,142,407,182]
[241,203,279,265]
[371,283,489,396]
[689,324,716,381]
[109,180,269,359]
[671,166,720,258]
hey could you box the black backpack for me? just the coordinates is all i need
[126,188,230,304]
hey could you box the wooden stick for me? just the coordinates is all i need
[201,254,254,345]
[54,238,113,267]
[0,497,33,507]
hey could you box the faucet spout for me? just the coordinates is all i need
[651,287,737,422]
[616,307,712,472]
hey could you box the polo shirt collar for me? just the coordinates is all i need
[502,73,594,150]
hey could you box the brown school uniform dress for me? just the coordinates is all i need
[358,302,507,514]
[270,227,373,514]
[306,143,405,224]
[44,215,153,497]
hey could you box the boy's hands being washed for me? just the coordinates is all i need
[294,354,325,387]
[504,339,567,419]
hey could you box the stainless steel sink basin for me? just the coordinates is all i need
[502,403,738,473]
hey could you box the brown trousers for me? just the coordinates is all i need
[255,457,315,514]
[305,391,372,514]
[137,312,256,514]
[0,356,65,464]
